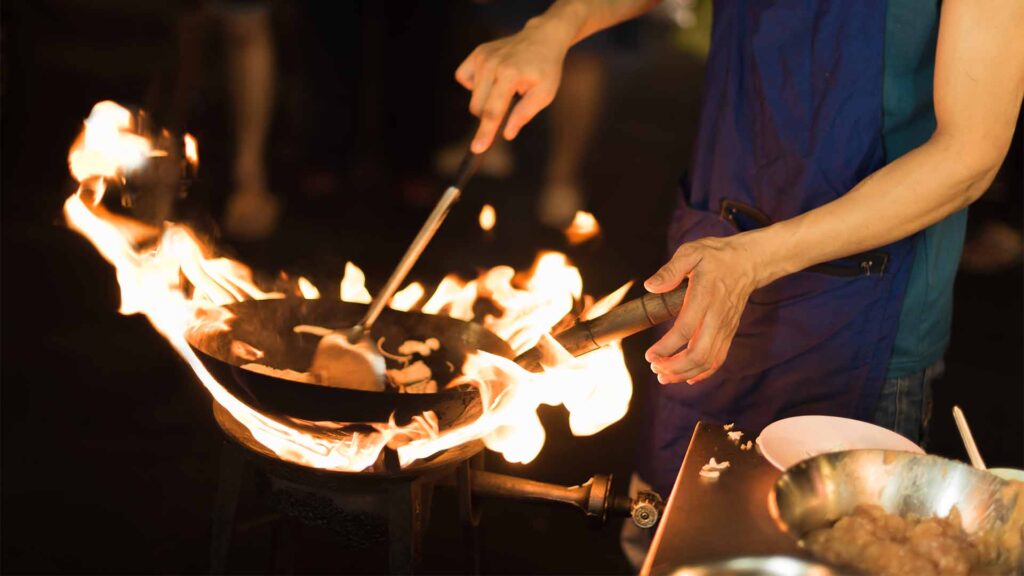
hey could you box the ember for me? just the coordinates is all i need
[63,101,634,472]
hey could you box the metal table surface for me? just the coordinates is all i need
[640,421,810,575]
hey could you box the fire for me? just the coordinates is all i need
[63,101,634,473]
[565,210,601,245]
[479,204,496,231]
[389,282,425,312]
[340,262,371,304]
[297,276,321,299]
[183,133,198,168]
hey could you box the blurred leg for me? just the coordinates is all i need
[222,4,280,240]
[538,51,606,228]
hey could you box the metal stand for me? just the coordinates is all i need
[209,441,245,574]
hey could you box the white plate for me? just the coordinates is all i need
[756,415,924,471]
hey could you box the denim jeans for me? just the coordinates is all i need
[872,359,943,446]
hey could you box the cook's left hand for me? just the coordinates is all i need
[643,235,765,385]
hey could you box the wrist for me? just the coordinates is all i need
[733,226,797,289]
[526,0,590,49]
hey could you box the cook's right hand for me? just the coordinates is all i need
[455,20,572,153]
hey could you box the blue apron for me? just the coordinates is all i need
[641,0,916,498]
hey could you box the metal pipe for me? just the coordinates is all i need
[465,469,612,523]
[444,469,664,528]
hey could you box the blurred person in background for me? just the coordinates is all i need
[437,1,641,228]
[454,0,1024,563]
[165,0,279,240]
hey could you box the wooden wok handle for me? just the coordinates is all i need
[515,282,687,372]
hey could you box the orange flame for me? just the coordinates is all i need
[389,282,425,312]
[63,101,634,473]
[340,262,371,304]
[565,210,601,245]
[479,204,496,231]
[297,276,321,299]
[183,133,199,168]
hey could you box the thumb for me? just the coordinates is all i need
[645,246,701,293]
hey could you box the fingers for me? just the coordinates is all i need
[687,336,734,385]
[652,313,719,384]
[468,64,496,119]
[454,50,479,89]
[471,77,517,153]
[646,280,704,360]
[645,244,702,293]
[652,300,741,384]
[504,82,555,140]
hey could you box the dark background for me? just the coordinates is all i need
[2,1,1021,573]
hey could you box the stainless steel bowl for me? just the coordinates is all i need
[769,450,1024,568]
[670,556,835,576]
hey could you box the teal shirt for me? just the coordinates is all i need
[883,0,966,378]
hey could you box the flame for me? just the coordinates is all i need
[63,101,634,474]
[389,282,425,312]
[297,276,321,299]
[183,133,199,168]
[420,274,477,321]
[340,262,371,304]
[564,210,601,245]
[479,204,496,231]
[582,281,633,321]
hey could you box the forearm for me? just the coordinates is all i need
[526,0,661,49]
[751,133,1006,286]
[751,0,1024,287]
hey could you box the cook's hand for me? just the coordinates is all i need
[455,20,572,153]
[644,236,764,385]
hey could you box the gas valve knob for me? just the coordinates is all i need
[631,490,663,529]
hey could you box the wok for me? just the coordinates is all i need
[188,298,513,426]
[187,285,686,425]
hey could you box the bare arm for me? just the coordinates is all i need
[750,0,1024,283]
[646,0,1024,384]
[456,0,661,153]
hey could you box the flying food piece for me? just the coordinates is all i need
[231,340,264,361]
[727,430,744,443]
[386,360,432,387]
[241,362,317,384]
[740,440,753,451]
[309,333,386,392]
[397,338,441,357]
[375,337,413,363]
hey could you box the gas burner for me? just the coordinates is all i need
[209,403,664,573]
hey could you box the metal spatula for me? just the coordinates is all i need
[314,98,521,390]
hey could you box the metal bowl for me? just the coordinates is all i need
[769,450,1024,568]
[669,556,835,576]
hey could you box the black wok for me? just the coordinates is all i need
[187,298,514,426]
[187,285,687,426]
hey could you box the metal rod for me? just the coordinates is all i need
[354,95,521,337]
[357,185,462,335]
[461,469,611,522]
[440,468,664,528]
